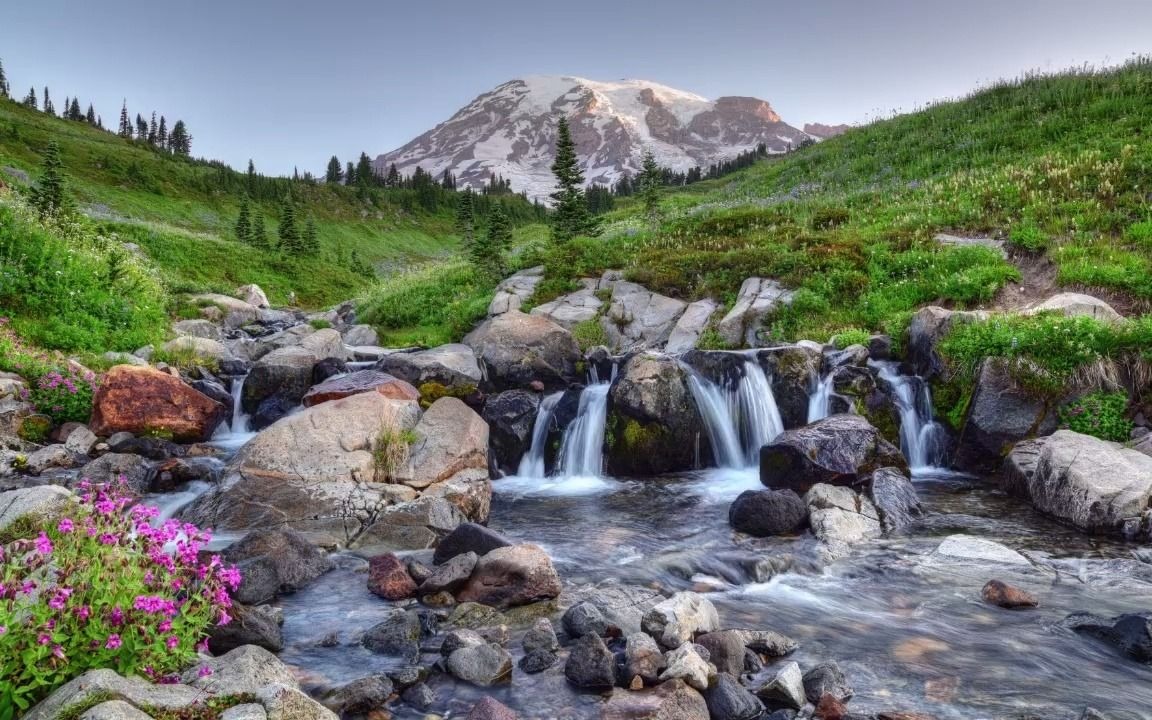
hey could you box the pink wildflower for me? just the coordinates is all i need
[105,634,122,649]
[57,518,74,533]
[34,532,53,555]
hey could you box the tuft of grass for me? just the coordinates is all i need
[374,422,418,479]
[571,318,608,351]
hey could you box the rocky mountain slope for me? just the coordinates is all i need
[374,75,810,198]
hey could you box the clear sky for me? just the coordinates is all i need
[3,0,1149,176]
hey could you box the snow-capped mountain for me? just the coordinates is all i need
[374,75,811,199]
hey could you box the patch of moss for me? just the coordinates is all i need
[417,381,476,409]
[17,414,51,443]
[0,514,42,545]
[59,694,259,720]
[931,375,972,432]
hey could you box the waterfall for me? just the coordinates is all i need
[230,374,249,434]
[873,361,948,472]
[807,370,835,423]
[686,358,784,469]
[555,382,612,477]
[517,392,563,478]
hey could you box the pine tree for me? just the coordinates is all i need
[638,148,662,224]
[68,98,81,121]
[30,140,67,217]
[148,112,157,145]
[118,102,132,136]
[345,161,356,186]
[355,152,375,187]
[42,87,54,116]
[135,114,148,138]
[234,197,252,242]
[23,87,37,110]
[478,203,512,276]
[157,116,168,149]
[85,103,96,125]
[302,217,319,254]
[386,164,400,187]
[0,59,8,99]
[278,199,302,255]
[549,115,599,243]
[455,190,476,250]
[62,96,70,117]
[325,156,343,184]
[168,120,191,155]
[251,213,268,249]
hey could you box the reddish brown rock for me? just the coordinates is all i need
[302,370,419,408]
[467,696,519,720]
[455,543,561,609]
[814,693,847,720]
[981,579,1038,609]
[367,553,418,601]
[90,365,226,442]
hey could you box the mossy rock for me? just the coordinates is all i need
[605,415,693,476]
[17,414,52,443]
[418,381,477,409]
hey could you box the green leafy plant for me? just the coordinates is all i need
[1058,391,1132,442]
[0,481,240,716]
[22,367,98,425]
[308,318,332,330]
[1007,220,1048,252]
[829,328,871,349]
[571,318,608,351]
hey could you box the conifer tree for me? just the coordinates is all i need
[455,190,476,250]
[168,120,191,155]
[157,116,168,149]
[386,164,400,187]
[345,161,356,186]
[638,148,662,224]
[251,213,268,249]
[325,156,342,184]
[278,199,302,255]
[30,140,68,217]
[549,115,599,243]
[62,96,70,117]
[118,102,132,137]
[23,87,37,110]
[135,114,148,139]
[0,59,8,98]
[477,203,512,276]
[355,152,375,187]
[148,112,158,145]
[302,217,319,254]
[234,197,252,242]
[85,103,96,125]
[69,98,81,121]
[42,87,54,116]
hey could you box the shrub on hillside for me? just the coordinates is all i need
[0,481,240,716]
[358,260,495,347]
[22,367,98,425]
[1058,391,1132,442]
[1007,221,1048,252]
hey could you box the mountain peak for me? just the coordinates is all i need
[375,76,807,199]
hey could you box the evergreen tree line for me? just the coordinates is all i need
[454,190,515,278]
[611,143,773,197]
[233,194,319,257]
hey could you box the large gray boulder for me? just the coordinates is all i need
[1003,430,1152,536]
[342,325,378,347]
[173,319,223,341]
[601,679,708,720]
[759,345,822,429]
[665,299,720,354]
[482,390,540,475]
[299,328,348,362]
[394,397,489,490]
[955,358,1057,469]
[607,352,706,476]
[488,266,544,316]
[528,278,606,329]
[759,414,907,493]
[0,486,73,534]
[1025,292,1123,323]
[805,484,882,555]
[464,311,581,391]
[641,592,720,649]
[600,281,688,351]
[242,346,317,414]
[716,278,793,348]
[376,344,483,390]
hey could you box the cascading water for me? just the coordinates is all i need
[807,370,836,423]
[555,382,611,477]
[687,358,785,469]
[873,361,949,472]
[211,374,257,450]
[516,392,563,478]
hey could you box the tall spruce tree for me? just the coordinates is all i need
[278,199,302,255]
[479,203,512,276]
[68,98,81,121]
[345,161,356,186]
[386,164,400,187]
[168,120,191,155]
[0,59,8,98]
[638,148,662,224]
[355,152,375,187]
[325,156,342,184]
[118,102,132,137]
[251,212,268,249]
[302,217,319,254]
[157,116,168,149]
[23,87,37,110]
[135,114,147,138]
[549,115,599,243]
[42,87,54,116]
[30,140,67,217]
[455,190,476,250]
[85,103,96,125]
[235,197,252,242]
[148,112,157,145]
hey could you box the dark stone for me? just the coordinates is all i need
[207,603,283,654]
[362,609,422,660]
[323,675,393,715]
[694,631,751,677]
[955,358,1057,470]
[467,696,519,720]
[191,378,234,428]
[981,580,1038,609]
[803,662,854,704]
[419,551,477,596]
[249,392,297,432]
[446,643,514,686]
[108,436,186,461]
[814,693,848,720]
[401,682,435,711]
[312,357,348,384]
[367,553,418,601]
[619,632,665,687]
[150,458,217,493]
[407,560,433,584]
[704,673,765,720]
[760,414,907,493]
[728,489,808,537]
[868,335,893,361]
[522,618,559,654]
[519,649,559,674]
[867,467,922,533]
[482,390,540,475]
[562,601,609,639]
[564,633,617,689]
[77,453,153,494]
[432,522,514,565]
[229,557,279,606]
[441,629,487,657]
[222,528,333,604]
[387,666,426,690]
[1063,612,1152,663]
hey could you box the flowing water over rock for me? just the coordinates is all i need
[211,373,258,451]
[874,361,950,473]
[807,368,836,423]
[686,357,784,468]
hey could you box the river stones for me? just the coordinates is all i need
[464,310,581,391]
[455,543,561,609]
[419,551,477,596]
[376,343,483,390]
[367,553,418,601]
[756,661,805,710]
[729,488,808,536]
[564,633,617,688]
[394,397,489,490]
[659,643,716,691]
[302,370,419,407]
[867,467,922,533]
[362,609,422,660]
[223,528,333,605]
[802,662,853,703]
[90,365,226,442]
[622,632,666,686]
[704,673,765,720]
[321,675,394,715]
[208,604,283,655]
[642,592,721,649]
[954,358,1057,470]
[760,414,907,493]
[446,643,514,686]
[242,346,318,414]
[482,390,541,475]
[433,522,514,565]
[981,579,1038,609]
[78,453,152,493]
[562,601,610,639]
[601,679,709,720]
[1061,612,1152,663]
[467,696,519,720]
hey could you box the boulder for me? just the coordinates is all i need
[419,551,476,595]
[564,633,616,688]
[529,280,606,329]
[601,281,688,351]
[161,336,228,363]
[665,299,720,354]
[322,676,393,715]
[256,684,338,720]
[601,679,709,720]
[173,319,223,341]
[488,265,545,316]
[919,535,1032,573]
[208,604,283,654]
[354,495,468,552]
[482,390,540,475]
[78,453,152,494]
[760,345,824,429]
[562,601,610,639]
[183,645,296,695]
[394,397,489,489]
[566,583,664,636]
[906,306,987,380]
[446,643,513,686]
[955,359,1057,469]
[621,631,666,686]
[249,394,297,432]
[236,284,271,308]
[760,414,907,493]
[90,366,226,442]
[728,489,808,537]
[342,325,378,347]
[467,697,519,720]
[704,673,764,720]
[1061,612,1152,663]
[299,328,347,362]
[366,553,418,600]
[716,278,794,348]
[456,543,561,609]
[642,592,720,649]
[867,467,922,533]
[658,643,715,691]
[377,344,483,390]
[607,352,705,476]
[0,486,73,534]
[302,370,419,408]
[432,522,514,565]
[181,392,422,541]
[400,683,435,711]
[1025,292,1123,323]
[242,346,317,414]
[806,484,882,549]
[523,617,560,654]
[362,609,422,659]
[1001,430,1152,535]
[22,669,203,720]
[756,661,805,710]
[221,528,332,604]
[464,311,581,391]
[802,662,853,704]
[79,700,155,720]
[23,444,82,474]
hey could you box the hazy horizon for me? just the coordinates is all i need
[3,0,1150,177]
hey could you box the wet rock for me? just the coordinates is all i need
[803,662,853,703]
[394,397,489,489]
[659,643,715,691]
[23,669,202,720]
[488,266,545,316]
[302,370,418,408]
[760,414,907,493]
[565,633,617,688]
[601,281,689,351]
[694,631,751,677]
[0,486,73,534]
[981,579,1038,609]
[207,603,283,654]
[90,366,226,442]
[867,335,893,361]
[607,352,704,476]
[520,648,559,673]
[826,345,869,371]
[621,631,665,686]
[255,684,338,720]
[419,550,476,596]
[367,553,418,601]
[311,357,348,385]
[183,644,296,695]
[433,522,515,564]
[223,528,333,605]
[464,311,582,391]
[78,453,152,494]
[400,682,435,710]
[906,306,987,380]
[107,435,184,461]
[705,673,765,720]
[377,343,483,390]
[523,617,560,654]
[716,277,794,347]
[407,559,434,584]
[356,496,468,552]
[814,693,848,720]
[249,393,297,432]
[441,628,488,656]
[421,474,493,527]
[806,484,882,549]
[867,467,922,533]
[567,583,664,636]
[322,675,393,715]
[728,488,808,537]
[759,344,825,429]
[563,601,610,638]
[482,390,540,475]
[642,592,720,649]
[447,643,514,686]
[242,346,317,414]
[666,298,721,354]
[456,543,561,609]
[1062,612,1152,663]
[467,696,519,720]
[920,535,1033,575]
[63,425,98,456]
[362,609,422,660]
[1003,430,1152,535]
[955,359,1057,470]
[756,661,805,710]
[601,679,709,720]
